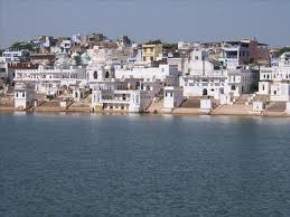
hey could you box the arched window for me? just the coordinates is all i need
[93,71,98,79]
[105,71,110,78]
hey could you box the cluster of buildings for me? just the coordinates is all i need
[0,33,289,115]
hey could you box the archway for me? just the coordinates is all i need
[105,71,110,78]
[93,71,98,79]
[202,88,208,96]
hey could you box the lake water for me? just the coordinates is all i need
[0,113,290,217]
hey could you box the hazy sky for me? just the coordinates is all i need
[0,0,290,48]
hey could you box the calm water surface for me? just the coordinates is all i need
[0,113,290,217]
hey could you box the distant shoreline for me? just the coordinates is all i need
[1,107,289,118]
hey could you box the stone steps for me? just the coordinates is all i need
[212,104,252,115]
[265,102,286,112]
[147,99,163,113]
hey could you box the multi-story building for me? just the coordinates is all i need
[142,43,163,62]
[89,63,163,112]
[0,57,8,79]
[14,66,87,96]
[180,49,258,101]
[92,87,152,113]
[258,52,290,102]
[115,64,179,86]
[2,50,30,63]
[219,39,270,69]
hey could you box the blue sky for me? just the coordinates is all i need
[0,0,290,48]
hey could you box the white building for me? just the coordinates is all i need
[127,44,143,65]
[14,83,34,110]
[220,43,250,69]
[86,64,116,83]
[163,86,183,111]
[91,85,152,113]
[0,57,8,79]
[286,102,290,114]
[115,64,179,86]
[87,46,130,66]
[219,39,269,69]
[2,50,30,63]
[60,40,72,53]
[200,98,213,113]
[178,41,194,50]
[14,66,87,96]
[258,52,290,102]
[72,34,82,45]
[180,49,257,101]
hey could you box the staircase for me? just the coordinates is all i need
[147,98,164,113]
[234,94,252,105]
[265,102,286,113]
[211,104,252,115]
[252,94,270,103]
[181,97,200,108]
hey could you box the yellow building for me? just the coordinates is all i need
[142,43,163,62]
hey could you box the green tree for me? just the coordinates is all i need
[74,55,82,66]
[145,40,162,45]
[278,47,290,56]
[10,41,36,51]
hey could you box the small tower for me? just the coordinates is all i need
[14,83,34,110]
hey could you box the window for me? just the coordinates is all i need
[195,56,199,60]
[226,51,238,59]
[93,71,98,79]
[105,71,110,78]
[231,85,236,91]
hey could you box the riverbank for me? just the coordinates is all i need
[1,106,289,118]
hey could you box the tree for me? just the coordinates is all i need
[74,55,82,66]
[278,47,290,56]
[163,43,178,50]
[10,41,36,51]
[145,40,162,45]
